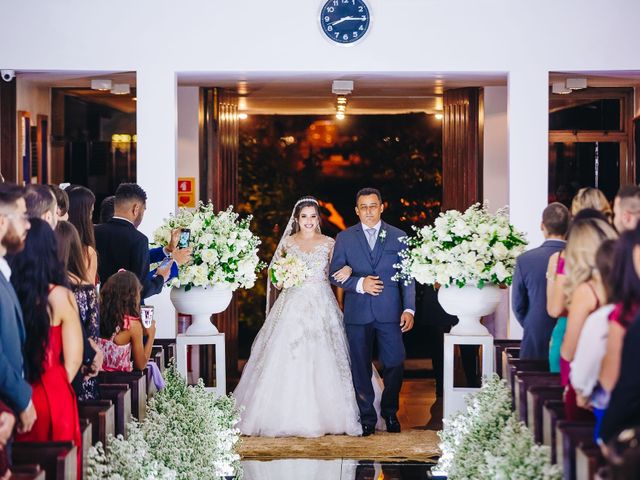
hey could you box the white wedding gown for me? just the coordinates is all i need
[234,238,384,437]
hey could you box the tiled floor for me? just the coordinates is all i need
[240,459,440,479]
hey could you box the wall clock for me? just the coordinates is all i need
[320,0,371,45]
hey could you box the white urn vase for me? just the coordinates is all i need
[437,284,502,336]
[170,284,233,336]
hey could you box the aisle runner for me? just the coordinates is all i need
[239,429,440,461]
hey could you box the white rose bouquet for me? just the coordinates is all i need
[153,202,265,291]
[394,203,527,288]
[270,254,310,289]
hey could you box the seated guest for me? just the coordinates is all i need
[66,185,98,284]
[561,217,617,420]
[10,219,82,473]
[98,271,157,371]
[613,185,640,233]
[24,183,57,228]
[512,202,569,360]
[95,183,171,299]
[55,221,103,401]
[48,184,69,222]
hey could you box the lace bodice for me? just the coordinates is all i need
[282,238,335,284]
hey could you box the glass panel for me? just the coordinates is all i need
[549,142,620,206]
[549,98,621,131]
[453,344,482,388]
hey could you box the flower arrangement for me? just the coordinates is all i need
[394,203,527,288]
[270,254,310,289]
[87,366,242,480]
[436,375,560,480]
[154,202,265,291]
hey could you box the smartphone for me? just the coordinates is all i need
[140,305,154,329]
[177,228,191,249]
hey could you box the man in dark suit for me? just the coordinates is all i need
[330,188,416,436]
[0,183,36,434]
[95,183,171,299]
[512,202,570,360]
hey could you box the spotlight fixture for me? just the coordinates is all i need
[111,83,131,95]
[91,79,112,91]
[552,82,571,95]
[566,78,587,90]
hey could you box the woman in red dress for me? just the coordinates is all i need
[10,219,83,475]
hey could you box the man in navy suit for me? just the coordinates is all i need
[512,202,570,360]
[330,188,416,436]
[0,183,36,435]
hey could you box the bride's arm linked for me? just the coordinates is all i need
[330,242,352,283]
[328,233,360,292]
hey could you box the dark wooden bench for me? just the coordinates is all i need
[515,371,561,424]
[98,370,147,421]
[501,346,520,382]
[576,442,605,480]
[151,346,165,372]
[527,384,565,443]
[11,464,46,480]
[78,399,115,447]
[13,441,77,480]
[99,383,132,437]
[153,339,176,366]
[556,420,596,480]
[507,359,549,407]
[543,399,566,463]
[80,417,92,479]
[494,339,521,378]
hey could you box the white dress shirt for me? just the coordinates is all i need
[0,256,11,281]
[354,222,414,316]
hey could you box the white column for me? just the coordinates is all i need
[507,69,549,339]
[136,67,178,339]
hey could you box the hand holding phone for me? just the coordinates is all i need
[177,228,191,249]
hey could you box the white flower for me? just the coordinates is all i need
[200,249,218,264]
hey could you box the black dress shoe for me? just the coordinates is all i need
[361,424,375,437]
[383,415,401,433]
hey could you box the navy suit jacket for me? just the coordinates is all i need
[329,222,415,325]
[0,271,32,413]
[511,239,565,360]
[95,218,164,299]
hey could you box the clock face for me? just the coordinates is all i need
[320,0,370,45]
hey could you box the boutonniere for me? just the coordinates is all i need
[379,229,387,243]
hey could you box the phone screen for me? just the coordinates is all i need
[177,229,190,249]
[140,305,154,328]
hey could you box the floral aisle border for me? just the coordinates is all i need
[435,375,561,479]
[88,366,241,479]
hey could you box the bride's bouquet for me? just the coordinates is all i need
[270,254,310,289]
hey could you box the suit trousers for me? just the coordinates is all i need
[345,321,405,427]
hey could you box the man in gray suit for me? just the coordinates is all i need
[0,183,36,434]
[512,202,570,360]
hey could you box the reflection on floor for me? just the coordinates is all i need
[240,459,443,480]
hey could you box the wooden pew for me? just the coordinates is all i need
[527,384,565,443]
[576,443,605,480]
[556,420,595,480]
[501,346,520,382]
[13,441,77,480]
[494,339,521,378]
[98,370,147,421]
[99,383,132,437]
[151,346,165,372]
[515,371,560,424]
[543,399,566,463]
[11,464,46,480]
[80,418,92,480]
[78,400,115,447]
[507,359,549,407]
[153,339,176,366]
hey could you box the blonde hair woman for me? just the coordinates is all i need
[571,187,612,220]
[560,217,617,420]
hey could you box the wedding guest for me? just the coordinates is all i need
[561,217,617,420]
[571,187,613,221]
[512,202,569,360]
[10,219,82,473]
[613,185,640,233]
[0,184,36,438]
[67,185,98,284]
[99,195,115,224]
[55,220,103,401]
[24,183,57,228]
[49,184,69,222]
[0,401,15,478]
[98,271,157,371]
[95,183,171,299]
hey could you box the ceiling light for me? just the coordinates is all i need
[336,104,346,112]
[552,82,571,95]
[91,79,112,91]
[435,113,443,120]
[238,112,248,120]
[332,80,353,95]
[111,83,130,95]
[335,112,345,120]
[337,96,348,105]
[566,78,587,90]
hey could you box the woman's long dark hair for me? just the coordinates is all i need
[10,218,69,382]
[100,271,141,339]
[610,228,640,325]
[67,185,96,249]
[55,220,89,284]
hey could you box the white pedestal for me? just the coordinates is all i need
[443,333,494,419]
[175,333,226,397]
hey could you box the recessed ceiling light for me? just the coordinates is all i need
[111,83,130,95]
[566,78,587,90]
[552,82,571,95]
[91,79,112,91]
[238,112,248,120]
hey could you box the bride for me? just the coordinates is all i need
[234,196,383,437]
